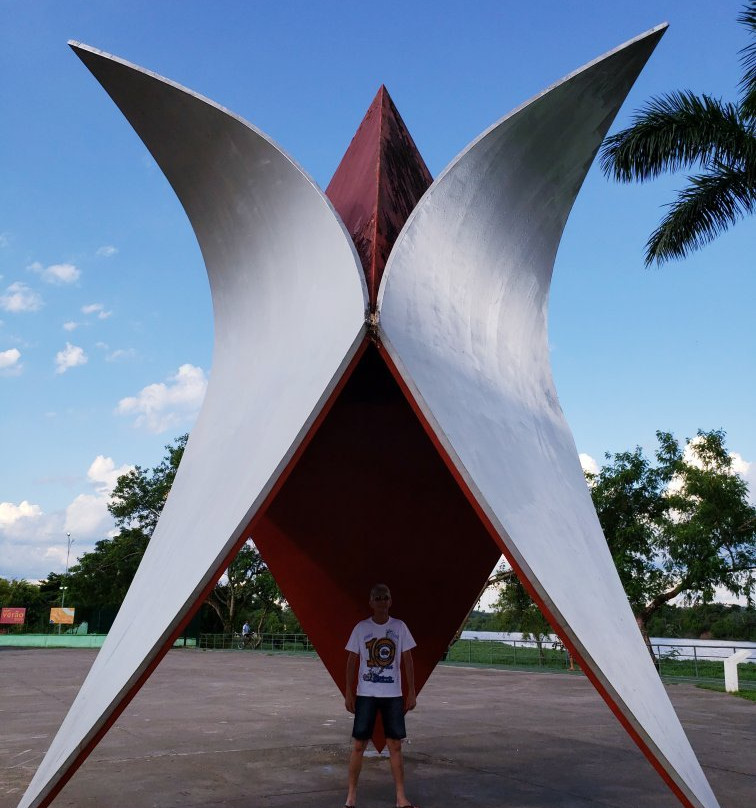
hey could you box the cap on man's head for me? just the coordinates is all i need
[370,583,391,599]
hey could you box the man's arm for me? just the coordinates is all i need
[402,649,416,712]
[345,651,358,713]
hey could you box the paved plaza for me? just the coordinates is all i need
[1,648,753,807]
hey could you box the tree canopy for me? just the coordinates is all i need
[588,429,755,640]
[61,529,149,608]
[491,576,551,643]
[41,434,283,634]
[600,1,756,265]
[108,434,187,534]
[206,540,281,634]
[481,429,755,648]
[0,577,50,630]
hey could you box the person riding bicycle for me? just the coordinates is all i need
[242,621,252,647]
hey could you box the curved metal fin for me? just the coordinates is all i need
[18,44,365,808]
[379,26,719,808]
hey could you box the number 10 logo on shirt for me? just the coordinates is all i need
[365,637,396,668]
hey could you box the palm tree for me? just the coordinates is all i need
[600,2,756,266]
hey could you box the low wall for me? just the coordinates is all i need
[0,635,196,649]
[0,634,107,648]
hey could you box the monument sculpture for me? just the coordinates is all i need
[18,26,722,808]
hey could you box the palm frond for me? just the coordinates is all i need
[645,162,756,265]
[600,92,747,182]
[738,1,756,118]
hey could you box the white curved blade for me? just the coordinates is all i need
[379,27,719,808]
[18,44,366,808]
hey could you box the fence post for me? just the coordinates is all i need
[724,650,751,693]
[693,645,698,679]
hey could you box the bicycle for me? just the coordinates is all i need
[235,631,260,650]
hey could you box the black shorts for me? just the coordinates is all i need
[352,695,406,740]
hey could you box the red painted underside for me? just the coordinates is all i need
[251,342,501,748]
[248,96,493,749]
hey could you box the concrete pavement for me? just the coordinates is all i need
[1,648,752,807]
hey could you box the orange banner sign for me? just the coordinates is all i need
[49,607,75,625]
[0,607,26,624]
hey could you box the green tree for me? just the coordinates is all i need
[589,429,756,645]
[600,2,756,265]
[108,434,187,534]
[49,433,283,634]
[205,540,280,635]
[63,529,149,607]
[639,598,756,641]
[39,435,189,615]
[0,577,47,630]
[492,576,552,662]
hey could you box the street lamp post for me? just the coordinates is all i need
[58,532,74,635]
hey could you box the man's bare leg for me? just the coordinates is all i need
[386,737,410,806]
[346,738,368,806]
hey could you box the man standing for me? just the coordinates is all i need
[344,583,417,808]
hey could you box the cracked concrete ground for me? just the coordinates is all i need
[0,648,752,807]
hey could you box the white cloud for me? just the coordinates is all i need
[666,437,753,502]
[63,321,79,331]
[0,232,10,248]
[116,363,208,433]
[579,453,599,476]
[87,455,133,494]
[64,455,132,544]
[95,342,135,362]
[55,342,88,374]
[1,454,131,579]
[0,500,43,528]
[64,493,109,537]
[0,282,43,313]
[679,435,751,473]
[0,347,22,376]
[739,457,756,506]
[729,451,751,478]
[0,503,70,580]
[81,302,112,319]
[29,261,81,285]
[96,245,118,258]
[106,348,136,362]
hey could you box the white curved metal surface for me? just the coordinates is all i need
[17,44,367,808]
[19,30,722,808]
[379,26,718,808]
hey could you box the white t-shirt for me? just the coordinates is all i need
[346,616,416,697]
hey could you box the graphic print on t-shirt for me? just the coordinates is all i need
[365,636,396,668]
[363,627,399,684]
[347,617,416,697]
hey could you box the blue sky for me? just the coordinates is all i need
[1,0,754,582]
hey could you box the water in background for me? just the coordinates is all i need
[460,631,756,663]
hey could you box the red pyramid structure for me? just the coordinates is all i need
[246,89,500,750]
[326,86,433,310]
